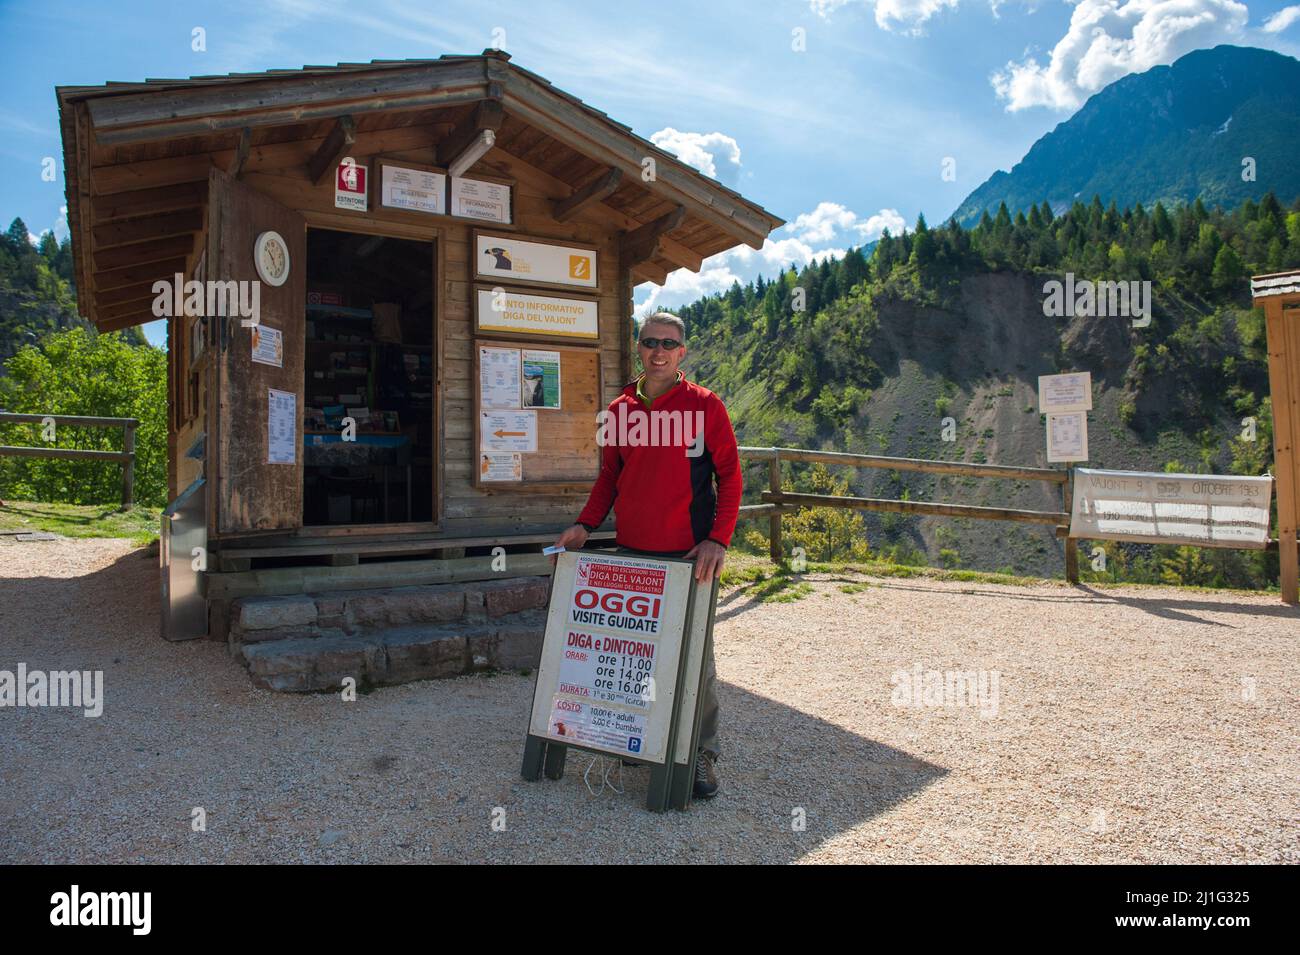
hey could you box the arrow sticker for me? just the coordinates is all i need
[481,410,537,453]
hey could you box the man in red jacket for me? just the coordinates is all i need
[552,312,742,798]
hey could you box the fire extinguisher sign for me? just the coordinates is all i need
[334,158,368,211]
[522,550,717,812]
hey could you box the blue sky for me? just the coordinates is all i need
[2,0,1298,346]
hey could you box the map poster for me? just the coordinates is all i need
[521,349,561,409]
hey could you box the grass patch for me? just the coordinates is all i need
[0,500,161,546]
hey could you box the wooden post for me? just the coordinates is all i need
[768,452,782,563]
[121,419,136,510]
[1062,467,1078,584]
[1251,273,1300,604]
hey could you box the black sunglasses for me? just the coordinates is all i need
[639,337,683,350]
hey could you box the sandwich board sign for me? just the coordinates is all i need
[521,550,717,812]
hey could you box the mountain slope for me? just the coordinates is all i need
[952,45,1300,225]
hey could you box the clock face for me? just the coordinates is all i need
[255,231,290,287]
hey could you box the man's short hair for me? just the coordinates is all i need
[639,311,686,342]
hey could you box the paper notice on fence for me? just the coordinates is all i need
[1046,411,1088,462]
[1070,468,1273,548]
[1038,372,1092,412]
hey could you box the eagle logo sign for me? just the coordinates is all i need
[484,247,513,270]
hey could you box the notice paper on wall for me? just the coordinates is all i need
[480,451,522,482]
[480,410,537,453]
[479,345,521,410]
[380,164,446,215]
[267,388,296,464]
[521,349,561,409]
[250,324,283,367]
[451,176,511,223]
[1046,411,1088,462]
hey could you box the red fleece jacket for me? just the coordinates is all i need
[576,377,743,552]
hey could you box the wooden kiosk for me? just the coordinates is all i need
[55,53,783,681]
[1251,270,1300,604]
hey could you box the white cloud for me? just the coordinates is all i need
[53,205,69,243]
[810,0,856,16]
[858,208,907,238]
[808,0,959,32]
[649,128,742,185]
[785,202,905,243]
[991,0,1249,111]
[1263,5,1300,32]
[634,200,901,314]
[787,202,862,242]
[874,0,961,33]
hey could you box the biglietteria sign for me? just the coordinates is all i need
[527,552,693,763]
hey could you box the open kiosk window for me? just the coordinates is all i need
[302,227,436,526]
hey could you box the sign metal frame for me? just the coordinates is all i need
[521,550,716,812]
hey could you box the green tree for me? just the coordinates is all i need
[0,328,167,507]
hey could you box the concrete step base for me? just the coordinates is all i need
[239,616,545,692]
[228,576,551,691]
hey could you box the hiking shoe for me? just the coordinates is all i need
[693,750,719,799]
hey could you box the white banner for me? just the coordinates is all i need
[475,233,597,288]
[1070,468,1273,548]
[476,287,598,340]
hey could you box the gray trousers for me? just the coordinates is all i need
[615,546,720,760]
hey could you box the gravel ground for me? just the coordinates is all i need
[1,536,1297,864]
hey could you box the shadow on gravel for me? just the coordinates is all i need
[857,578,1298,625]
[2,544,948,863]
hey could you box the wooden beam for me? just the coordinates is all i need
[483,151,706,273]
[74,103,97,326]
[1258,294,1300,604]
[631,260,669,286]
[621,205,686,271]
[228,126,252,179]
[96,310,155,333]
[90,123,447,195]
[99,282,159,307]
[552,167,621,222]
[93,234,194,272]
[623,205,686,253]
[93,257,187,292]
[307,115,356,184]
[92,209,203,248]
[436,99,505,168]
[99,297,157,323]
[502,77,780,248]
[91,181,205,221]
[84,60,487,144]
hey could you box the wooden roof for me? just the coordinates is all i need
[56,51,784,333]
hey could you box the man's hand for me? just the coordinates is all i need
[550,524,589,565]
[683,538,726,582]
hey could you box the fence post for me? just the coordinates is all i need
[121,419,136,510]
[1063,467,1078,584]
[768,452,782,564]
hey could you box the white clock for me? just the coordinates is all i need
[254,230,290,287]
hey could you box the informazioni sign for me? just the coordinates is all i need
[523,551,716,811]
[1069,468,1274,548]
